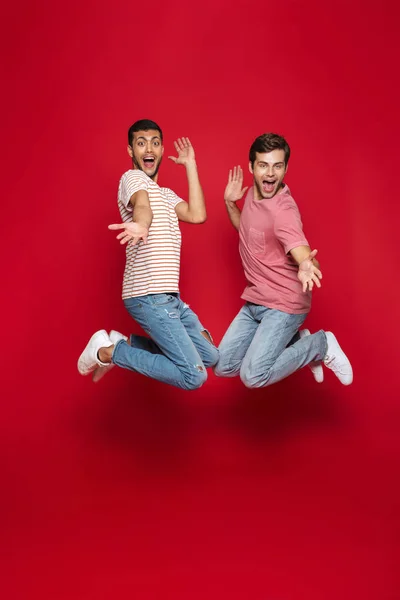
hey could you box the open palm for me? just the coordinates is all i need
[298,249,323,292]
[108,222,148,245]
[168,137,195,166]
[224,166,248,202]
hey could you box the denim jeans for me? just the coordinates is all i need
[215,302,327,388]
[112,293,219,390]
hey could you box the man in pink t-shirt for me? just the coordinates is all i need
[214,133,353,387]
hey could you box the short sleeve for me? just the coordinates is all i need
[163,187,185,208]
[274,205,309,254]
[119,170,150,210]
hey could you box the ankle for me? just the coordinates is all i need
[98,345,113,363]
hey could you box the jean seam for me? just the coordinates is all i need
[272,329,324,375]
[137,304,152,332]
[244,311,293,374]
[151,300,203,378]
[225,306,254,372]
[111,339,126,364]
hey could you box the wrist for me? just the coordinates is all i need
[185,161,198,172]
[134,220,148,229]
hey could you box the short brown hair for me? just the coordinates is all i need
[249,133,290,167]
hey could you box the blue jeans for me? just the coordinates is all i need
[112,293,219,390]
[214,302,327,388]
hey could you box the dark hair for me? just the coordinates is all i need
[128,119,163,146]
[249,133,290,166]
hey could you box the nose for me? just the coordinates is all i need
[266,166,274,177]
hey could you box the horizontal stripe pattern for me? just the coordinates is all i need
[118,169,184,298]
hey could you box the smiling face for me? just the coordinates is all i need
[250,149,288,200]
[127,129,164,180]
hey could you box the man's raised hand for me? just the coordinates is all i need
[168,137,195,166]
[108,222,149,246]
[224,166,248,203]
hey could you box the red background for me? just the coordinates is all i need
[1,1,399,598]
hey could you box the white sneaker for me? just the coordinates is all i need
[323,331,353,385]
[77,330,113,376]
[299,329,324,383]
[92,330,128,383]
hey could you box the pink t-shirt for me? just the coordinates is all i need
[239,185,311,314]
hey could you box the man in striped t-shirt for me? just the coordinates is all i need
[78,119,218,389]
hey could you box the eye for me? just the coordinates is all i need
[138,141,145,146]
[153,141,160,147]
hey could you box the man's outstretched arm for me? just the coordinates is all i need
[170,137,206,224]
[290,246,323,292]
[109,189,153,245]
[224,166,248,231]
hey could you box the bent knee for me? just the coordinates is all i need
[182,365,208,390]
[204,347,219,369]
[213,355,235,378]
[240,365,272,389]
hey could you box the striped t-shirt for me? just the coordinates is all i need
[117,169,184,299]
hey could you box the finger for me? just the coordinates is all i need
[185,137,192,146]
[119,235,131,245]
[173,141,180,152]
[168,156,177,163]
[240,186,249,198]
[108,223,125,230]
[116,231,127,240]
[177,138,185,150]
[309,249,318,259]
[228,169,232,183]
[313,268,322,279]
[303,280,308,293]
[142,232,148,244]
[308,279,314,291]
[238,166,243,181]
[313,275,322,288]
[181,137,189,147]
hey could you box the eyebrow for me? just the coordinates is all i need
[136,135,161,141]
[258,161,284,166]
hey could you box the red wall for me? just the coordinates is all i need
[1,1,399,598]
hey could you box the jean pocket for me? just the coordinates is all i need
[151,293,177,306]
[248,228,265,255]
[124,297,144,310]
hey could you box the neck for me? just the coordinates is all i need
[132,163,159,183]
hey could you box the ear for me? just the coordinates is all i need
[284,163,288,175]
[127,145,133,158]
[248,161,254,175]
[161,145,164,156]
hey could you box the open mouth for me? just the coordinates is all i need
[262,179,276,193]
[143,156,155,169]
